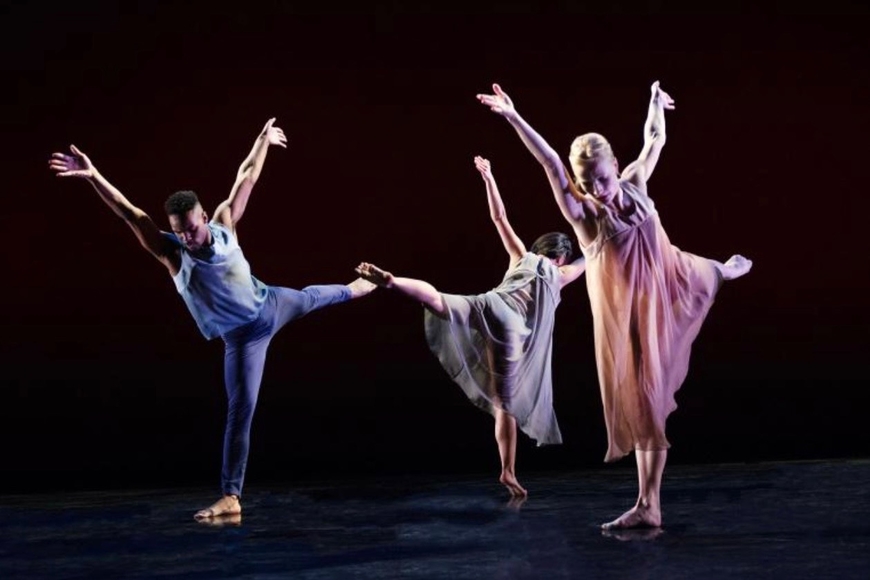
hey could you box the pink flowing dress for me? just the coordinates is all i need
[582,180,722,461]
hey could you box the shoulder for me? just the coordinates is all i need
[208,221,236,243]
[531,253,560,277]
[161,231,183,250]
[620,161,646,188]
[619,176,649,198]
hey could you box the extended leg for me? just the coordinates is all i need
[356,262,446,315]
[711,255,752,280]
[270,282,367,330]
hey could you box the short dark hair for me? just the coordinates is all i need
[529,232,573,263]
[164,190,201,216]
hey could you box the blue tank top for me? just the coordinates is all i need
[170,222,268,339]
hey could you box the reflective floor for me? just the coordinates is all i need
[2,459,869,579]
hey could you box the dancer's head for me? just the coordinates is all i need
[530,232,573,266]
[165,190,210,251]
[569,132,620,203]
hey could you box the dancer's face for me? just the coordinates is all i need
[576,157,619,203]
[168,206,210,251]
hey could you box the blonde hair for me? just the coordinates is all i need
[568,132,614,175]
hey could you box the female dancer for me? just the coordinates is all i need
[356,156,585,497]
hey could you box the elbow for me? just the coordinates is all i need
[235,173,256,191]
[237,163,257,181]
[646,129,666,146]
[541,155,563,177]
[542,156,558,171]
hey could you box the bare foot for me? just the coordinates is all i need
[194,495,241,521]
[718,254,753,280]
[354,262,395,288]
[196,513,242,527]
[347,277,377,298]
[601,503,661,530]
[499,471,528,498]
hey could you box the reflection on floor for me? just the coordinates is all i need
[2,459,869,579]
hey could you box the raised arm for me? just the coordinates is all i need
[212,118,287,232]
[557,255,586,289]
[474,156,525,266]
[622,81,674,187]
[477,84,591,228]
[49,145,179,274]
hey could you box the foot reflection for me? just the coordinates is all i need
[601,527,664,542]
[505,495,528,512]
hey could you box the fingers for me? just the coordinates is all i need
[651,81,676,109]
[50,167,82,178]
[48,159,71,172]
[269,125,288,147]
[475,96,504,114]
[70,144,83,156]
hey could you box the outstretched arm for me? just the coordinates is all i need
[212,118,287,232]
[49,145,179,274]
[558,256,586,289]
[475,156,525,266]
[477,84,590,227]
[623,81,674,187]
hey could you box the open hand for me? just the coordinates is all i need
[261,118,288,148]
[476,83,516,118]
[48,145,95,179]
[651,81,675,110]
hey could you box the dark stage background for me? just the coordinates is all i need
[2,3,868,494]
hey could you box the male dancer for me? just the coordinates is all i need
[49,119,375,519]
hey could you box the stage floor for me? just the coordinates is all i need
[2,459,869,579]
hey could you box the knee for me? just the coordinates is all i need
[227,398,257,425]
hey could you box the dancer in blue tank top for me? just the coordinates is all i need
[49,119,376,521]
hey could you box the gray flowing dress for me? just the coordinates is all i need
[424,252,563,445]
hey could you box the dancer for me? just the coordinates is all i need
[48,119,376,520]
[356,156,585,497]
[477,82,752,528]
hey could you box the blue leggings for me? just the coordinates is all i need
[220,284,351,497]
